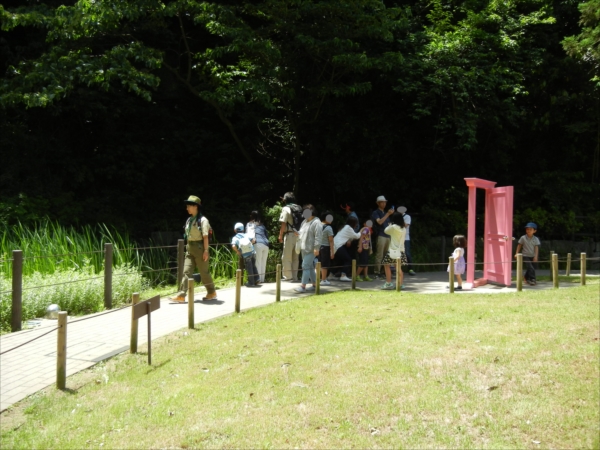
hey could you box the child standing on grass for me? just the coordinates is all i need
[356,220,373,281]
[381,212,407,290]
[447,235,466,290]
[515,222,540,286]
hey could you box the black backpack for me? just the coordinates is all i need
[289,204,304,232]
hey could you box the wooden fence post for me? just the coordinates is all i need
[516,254,523,292]
[581,253,586,286]
[56,311,67,390]
[351,260,357,290]
[188,279,195,329]
[552,253,559,289]
[566,253,572,276]
[315,261,321,295]
[396,258,401,291]
[549,250,554,282]
[177,239,185,291]
[276,264,281,302]
[449,256,455,294]
[235,269,242,313]
[104,243,113,309]
[11,250,23,332]
[130,292,139,353]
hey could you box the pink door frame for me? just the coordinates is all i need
[464,178,514,289]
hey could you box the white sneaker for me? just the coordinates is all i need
[295,286,306,293]
[306,285,315,291]
[321,280,331,286]
[339,276,351,282]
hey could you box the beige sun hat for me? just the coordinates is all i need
[184,195,201,206]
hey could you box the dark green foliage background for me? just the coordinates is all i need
[1,0,598,244]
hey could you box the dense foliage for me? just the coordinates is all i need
[1,0,598,242]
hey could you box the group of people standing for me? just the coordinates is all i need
[172,192,417,303]
[278,192,416,291]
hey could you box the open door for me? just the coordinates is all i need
[483,186,514,286]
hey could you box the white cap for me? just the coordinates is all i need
[234,222,244,231]
[376,195,387,203]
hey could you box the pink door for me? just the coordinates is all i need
[483,186,514,286]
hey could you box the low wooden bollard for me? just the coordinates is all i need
[351,260,357,290]
[130,292,140,353]
[549,251,555,282]
[448,256,455,294]
[396,258,401,291]
[188,279,195,329]
[276,264,281,302]
[552,253,559,289]
[235,269,242,313]
[581,253,586,286]
[56,311,67,390]
[516,254,523,292]
[315,261,321,295]
[566,253,572,276]
[11,249,23,332]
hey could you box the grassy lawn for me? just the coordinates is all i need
[1,285,599,449]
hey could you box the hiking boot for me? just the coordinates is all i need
[171,295,186,303]
[202,293,218,301]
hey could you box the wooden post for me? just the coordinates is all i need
[130,292,139,353]
[581,253,586,286]
[147,302,152,365]
[552,253,559,289]
[235,269,241,313]
[276,264,281,302]
[177,239,185,291]
[56,311,67,390]
[351,259,357,290]
[396,258,401,291]
[104,243,113,309]
[516,254,523,292]
[566,253,572,276]
[449,256,455,294]
[315,261,321,295]
[11,250,23,332]
[188,279,194,329]
[549,250,554,282]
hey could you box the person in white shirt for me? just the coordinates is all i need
[332,216,361,281]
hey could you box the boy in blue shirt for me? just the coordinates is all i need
[232,223,259,287]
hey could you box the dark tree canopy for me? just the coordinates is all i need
[1,0,598,240]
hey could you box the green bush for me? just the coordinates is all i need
[0,263,148,333]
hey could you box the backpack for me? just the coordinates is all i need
[289,204,304,232]
[194,215,215,243]
[237,234,254,254]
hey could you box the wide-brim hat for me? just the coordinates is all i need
[376,195,387,203]
[525,222,537,229]
[184,195,201,206]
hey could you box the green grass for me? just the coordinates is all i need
[1,285,598,448]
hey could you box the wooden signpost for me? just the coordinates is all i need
[131,295,160,365]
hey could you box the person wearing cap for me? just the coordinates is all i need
[515,222,540,286]
[232,223,259,287]
[172,196,217,302]
[371,196,395,278]
[278,192,301,281]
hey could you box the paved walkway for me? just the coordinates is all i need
[0,269,587,412]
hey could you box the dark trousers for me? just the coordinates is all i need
[524,256,537,281]
[243,254,259,286]
[404,240,413,271]
[334,246,352,277]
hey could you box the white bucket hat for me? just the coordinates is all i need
[376,195,387,203]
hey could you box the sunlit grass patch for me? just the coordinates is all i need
[1,285,598,448]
